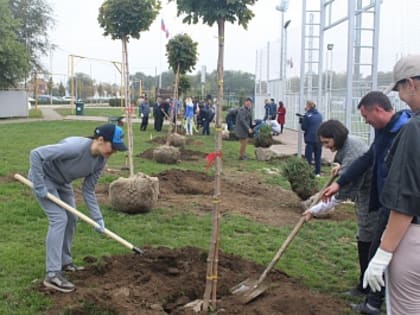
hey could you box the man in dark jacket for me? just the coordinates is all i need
[153,97,164,132]
[235,97,253,160]
[323,91,411,315]
[301,100,323,175]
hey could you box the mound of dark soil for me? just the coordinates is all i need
[42,246,348,315]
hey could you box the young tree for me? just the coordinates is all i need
[178,75,191,97]
[171,0,257,310]
[98,0,161,176]
[166,33,198,131]
[0,0,30,88]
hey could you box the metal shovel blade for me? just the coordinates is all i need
[230,278,255,295]
[231,278,269,304]
[239,282,270,304]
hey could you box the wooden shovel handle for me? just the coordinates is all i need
[14,173,143,255]
[257,173,338,284]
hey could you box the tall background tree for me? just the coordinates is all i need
[172,0,257,310]
[9,0,54,75]
[166,33,198,130]
[0,0,30,88]
[98,0,161,176]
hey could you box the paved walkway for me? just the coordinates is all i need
[1,106,335,162]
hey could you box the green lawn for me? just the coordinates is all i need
[0,121,360,314]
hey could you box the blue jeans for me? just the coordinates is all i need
[305,142,322,174]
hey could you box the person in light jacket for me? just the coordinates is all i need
[29,124,127,293]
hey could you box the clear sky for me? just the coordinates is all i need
[44,0,420,85]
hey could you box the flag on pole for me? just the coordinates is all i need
[161,19,169,38]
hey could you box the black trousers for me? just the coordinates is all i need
[140,115,149,131]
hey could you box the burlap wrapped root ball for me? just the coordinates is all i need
[109,172,159,214]
[167,133,186,147]
[153,145,180,164]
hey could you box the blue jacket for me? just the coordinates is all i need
[140,102,150,116]
[337,109,412,212]
[301,108,323,143]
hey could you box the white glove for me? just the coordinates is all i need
[308,195,340,216]
[94,219,106,234]
[363,248,393,292]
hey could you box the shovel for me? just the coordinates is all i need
[231,173,338,304]
[15,173,143,255]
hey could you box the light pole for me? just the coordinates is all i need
[283,20,291,99]
[276,0,289,101]
[326,43,334,120]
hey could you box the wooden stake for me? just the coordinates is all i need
[202,17,225,311]
[122,37,134,177]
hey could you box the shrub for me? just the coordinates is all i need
[254,124,273,148]
[282,156,319,200]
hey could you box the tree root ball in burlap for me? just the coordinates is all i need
[153,145,180,164]
[109,173,159,214]
[167,133,186,147]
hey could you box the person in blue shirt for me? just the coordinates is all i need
[184,97,195,135]
[300,100,323,176]
[139,97,150,131]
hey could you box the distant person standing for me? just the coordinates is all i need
[300,100,323,176]
[263,99,270,121]
[269,98,277,120]
[235,97,253,160]
[277,101,286,133]
[184,97,194,136]
[139,97,150,131]
[153,97,164,132]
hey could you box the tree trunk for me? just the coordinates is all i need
[202,17,224,311]
[166,63,180,145]
[122,37,134,177]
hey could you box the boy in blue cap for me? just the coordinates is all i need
[28,123,127,293]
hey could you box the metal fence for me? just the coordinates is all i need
[254,80,409,144]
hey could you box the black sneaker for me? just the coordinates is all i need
[43,273,75,293]
[239,155,248,160]
[62,262,85,272]
[351,302,382,315]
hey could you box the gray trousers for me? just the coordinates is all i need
[355,193,379,243]
[33,176,78,274]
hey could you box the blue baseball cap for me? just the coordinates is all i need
[94,123,128,151]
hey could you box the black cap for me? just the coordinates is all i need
[94,124,128,151]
